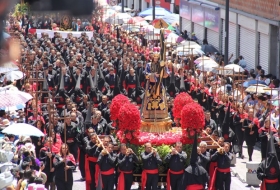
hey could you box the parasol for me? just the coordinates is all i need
[4,70,25,81]
[2,123,45,137]
[0,61,19,74]
[0,90,33,107]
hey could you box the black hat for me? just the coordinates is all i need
[167,67,179,97]
[190,131,198,166]
[221,104,231,137]
[263,133,280,178]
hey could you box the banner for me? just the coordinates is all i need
[204,9,220,32]
[180,0,191,20]
[191,5,204,26]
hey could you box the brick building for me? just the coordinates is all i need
[180,0,280,77]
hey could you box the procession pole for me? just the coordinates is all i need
[64,109,67,182]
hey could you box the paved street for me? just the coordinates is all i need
[72,144,262,190]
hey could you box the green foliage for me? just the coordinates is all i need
[13,3,29,17]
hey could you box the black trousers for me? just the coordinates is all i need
[55,179,73,190]
[121,173,133,190]
[145,173,158,190]
[101,174,115,190]
[89,161,97,190]
[216,171,231,190]
[68,143,78,162]
[247,145,254,160]
[79,150,86,178]
[170,173,184,190]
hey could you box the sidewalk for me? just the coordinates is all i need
[230,142,261,190]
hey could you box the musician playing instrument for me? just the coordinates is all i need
[117,144,139,190]
[210,142,233,190]
[141,142,162,190]
[97,143,117,190]
[164,142,187,190]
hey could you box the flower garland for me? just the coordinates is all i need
[118,103,141,141]
[181,102,205,138]
[172,92,193,119]
[110,94,129,122]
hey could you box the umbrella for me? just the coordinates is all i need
[139,7,172,17]
[176,44,201,52]
[196,61,219,72]
[151,18,169,29]
[2,123,45,137]
[224,64,245,72]
[127,16,145,24]
[111,5,132,12]
[201,44,219,53]
[216,65,244,75]
[243,79,267,88]
[194,56,214,64]
[177,49,204,56]
[166,33,179,43]
[245,84,268,93]
[4,70,25,81]
[180,40,200,46]
[0,90,33,107]
[167,25,175,30]
[0,104,25,111]
[0,61,19,74]
[161,14,179,25]
[105,13,131,24]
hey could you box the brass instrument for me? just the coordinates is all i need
[202,130,224,154]
[96,136,108,154]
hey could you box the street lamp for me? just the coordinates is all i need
[153,0,155,20]
[224,0,229,65]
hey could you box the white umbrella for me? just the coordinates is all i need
[111,5,131,12]
[0,61,19,74]
[180,40,200,46]
[177,49,205,56]
[196,61,219,72]
[0,90,33,107]
[4,70,25,81]
[224,64,245,73]
[2,123,45,137]
[105,13,131,24]
[166,33,179,43]
[245,84,268,93]
[176,44,201,52]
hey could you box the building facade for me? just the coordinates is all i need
[180,0,280,77]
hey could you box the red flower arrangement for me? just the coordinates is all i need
[172,92,193,119]
[110,94,129,121]
[118,102,141,142]
[180,102,205,138]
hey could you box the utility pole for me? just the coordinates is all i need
[153,0,155,20]
[122,0,124,13]
[224,0,229,65]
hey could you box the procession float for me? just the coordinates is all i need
[107,29,208,185]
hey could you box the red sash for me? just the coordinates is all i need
[141,169,158,190]
[209,167,230,190]
[110,85,115,89]
[208,162,217,189]
[167,169,184,190]
[85,156,97,181]
[100,168,115,175]
[260,178,278,190]
[126,84,136,91]
[117,170,133,190]
[186,184,204,190]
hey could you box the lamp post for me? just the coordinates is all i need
[122,0,124,13]
[153,0,155,20]
[224,0,229,65]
